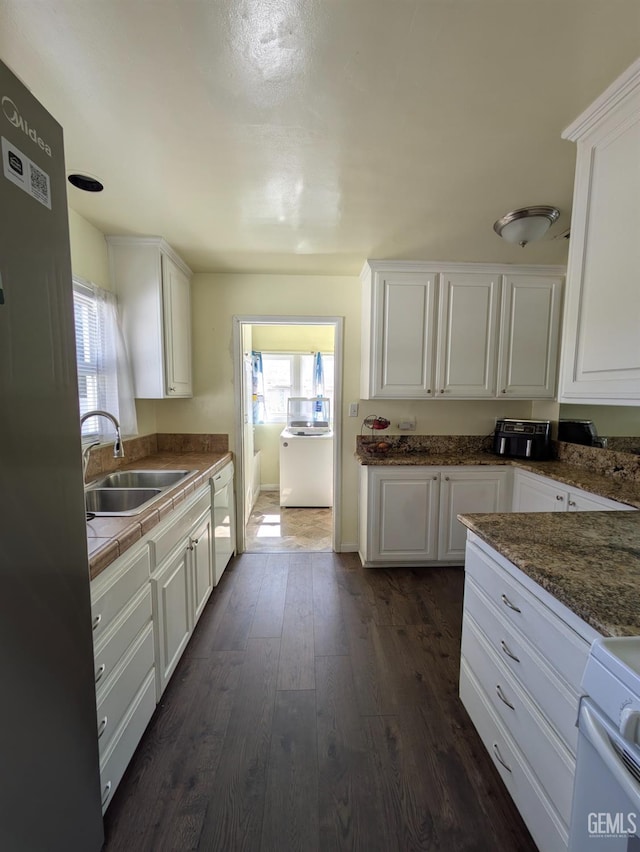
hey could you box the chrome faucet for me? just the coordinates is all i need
[80,409,125,481]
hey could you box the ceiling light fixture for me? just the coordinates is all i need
[493,205,560,247]
[68,172,104,192]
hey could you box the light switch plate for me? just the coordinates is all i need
[349,402,359,417]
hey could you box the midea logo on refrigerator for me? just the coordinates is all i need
[2,95,52,156]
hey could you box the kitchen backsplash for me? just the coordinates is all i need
[84,433,229,479]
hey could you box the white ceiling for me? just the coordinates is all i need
[1,1,639,275]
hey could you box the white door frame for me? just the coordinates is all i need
[232,314,344,553]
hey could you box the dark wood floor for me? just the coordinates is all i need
[103,552,537,852]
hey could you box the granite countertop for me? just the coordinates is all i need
[458,511,640,638]
[87,450,232,580]
[355,445,640,509]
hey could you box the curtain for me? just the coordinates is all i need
[251,351,266,424]
[74,278,138,440]
[313,351,324,396]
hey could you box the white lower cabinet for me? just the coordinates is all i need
[359,465,511,566]
[90,474,223,809]
[512,469,633,513]
[150,483,215,699]
[90,543,155,812]
[152,544,192,697]
[212,461,236,584]
[460,536,596,852]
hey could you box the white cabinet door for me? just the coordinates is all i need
[566,490,633,512]
[362,268,437,399]
[438,468,511,562]
[152,545,192,697]
[162,254,192,397]
[191,510,214,622]
[512,471,567,512]
[365,467,440,563]
[108,236,192,399]
[436,273,500,397]
[498,275,562,399]
[213,463,235,584]
[559,60,640,404]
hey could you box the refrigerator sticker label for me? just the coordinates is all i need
[1,136,51,210]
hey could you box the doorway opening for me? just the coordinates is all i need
[232,316,343,554]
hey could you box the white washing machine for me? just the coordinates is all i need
[279,427,333,507]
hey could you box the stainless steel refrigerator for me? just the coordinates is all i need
[0,59,104,850]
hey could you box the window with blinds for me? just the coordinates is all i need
[73,280,119,440]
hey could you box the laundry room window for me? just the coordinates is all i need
[261,352,333,423]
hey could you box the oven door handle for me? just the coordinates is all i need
[580,701,640,809]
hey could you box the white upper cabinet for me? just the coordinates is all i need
[361,261,564,400]
[108,237,193,398]
[360,265,437,398]
[559,59,640,404]
[436,272,500,398]
[498,275,563,398]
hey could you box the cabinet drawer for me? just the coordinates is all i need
[99,669,156,813]
[96,622,155,758]
[465,541,589,690]
[460,659,568,852]
[463,576,579,754]
[93,585,153,690]
[462,614,574,826]
[150,487,211,566]
[91,545,150,644]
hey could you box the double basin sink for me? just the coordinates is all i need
[85,469,197,516]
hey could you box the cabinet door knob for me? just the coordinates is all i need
[496,684,515,710]
[556,494,564,501]
[95,664,106,684]
[445,476,450,481]
[501,389,506,394]
[192,538,199,546]
[92,613,102,631]
[440,389,445,394]
[101,781,112,807]
[501,593,521,613]
[170,386,176,393]
[568,500,576,507]
[427,389,431,394]
[97,716,108,739]
[493,743,512,773]
[500,640,520,663]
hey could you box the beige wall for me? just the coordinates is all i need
[67,209,157,436]
[252,324,335,351]
[559,403,640,437]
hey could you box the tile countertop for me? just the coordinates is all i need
[86,450,232,581]
[457,511,640,638]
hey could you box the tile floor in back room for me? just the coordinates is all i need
[245,490,333,552]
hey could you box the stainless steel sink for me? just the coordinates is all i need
[92,469,196,489]
[85,488,163,515]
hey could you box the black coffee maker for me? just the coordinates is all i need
[493,419,551,460]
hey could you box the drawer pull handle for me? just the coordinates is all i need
[101,781,112,807]
[496,684,515,710]
[92,613,102,631]
[95,664,106,684]
[493,743,512,773]
[97,716,108,739]
[501,594,521,613]
[500,640,520,663]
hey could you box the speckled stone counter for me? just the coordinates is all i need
[86,443,232,580]
[458,511,640,637]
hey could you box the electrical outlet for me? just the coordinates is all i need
[398,417,416,431]
[349,402,359,417]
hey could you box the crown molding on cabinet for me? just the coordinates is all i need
[562,57,640,142]
[106,235,192,278]
[360,260,566,281]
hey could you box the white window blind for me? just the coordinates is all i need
[73,278,137,441]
